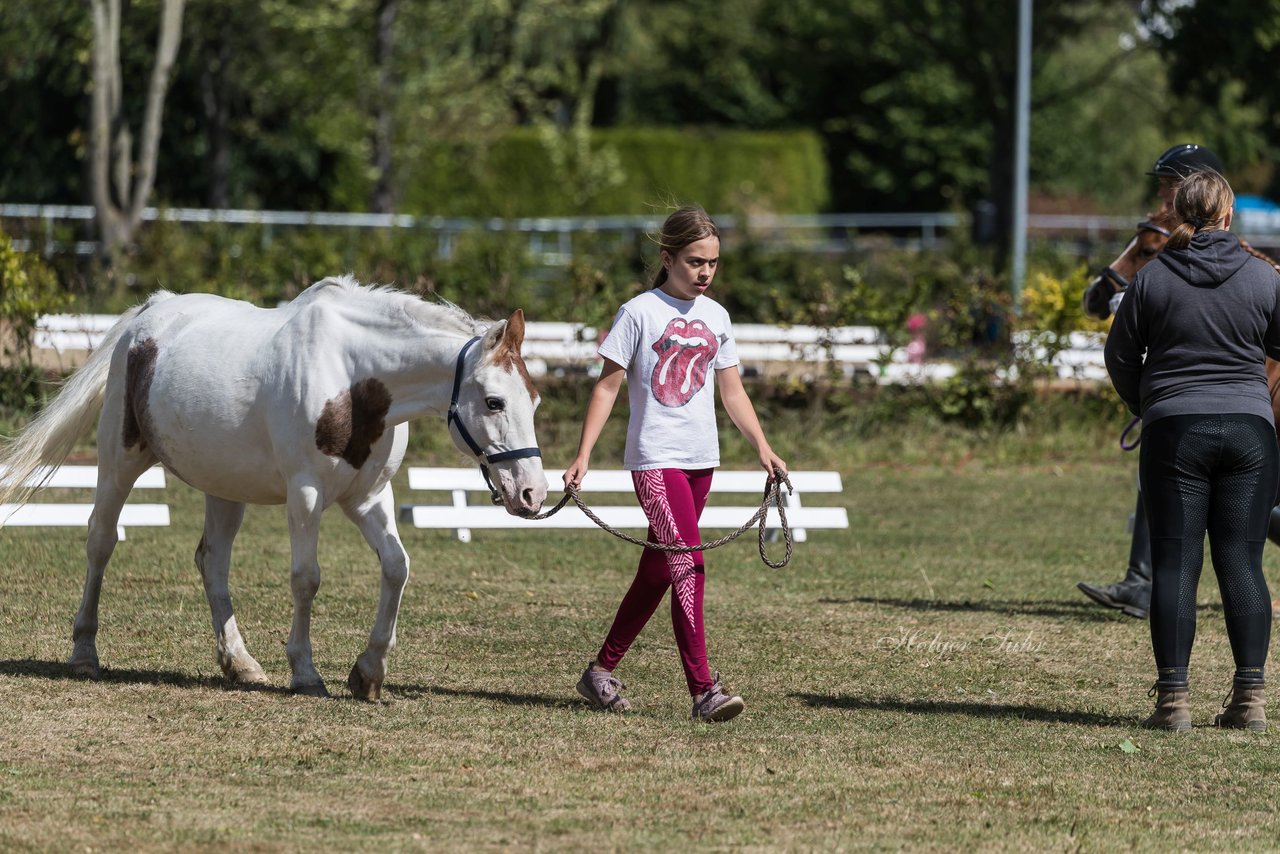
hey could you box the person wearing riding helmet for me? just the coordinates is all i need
[1076,144,1225,619]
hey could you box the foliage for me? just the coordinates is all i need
[4,0,1223,230]
[397,126,828,217]
[1141,0,1280,195]
[0,229,68,408]
[1019,266,1109,338]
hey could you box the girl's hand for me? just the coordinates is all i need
[759,448,788,480]
[563,458,589,490]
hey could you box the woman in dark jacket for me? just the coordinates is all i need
[1105,169,1280,732]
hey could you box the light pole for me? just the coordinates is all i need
[1011,0,1032,312]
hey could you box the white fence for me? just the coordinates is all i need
[402,467,848,543]
[0,465,170,539]
[32,313,966,382]
[32,314,1110,382]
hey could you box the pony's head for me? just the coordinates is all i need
[449,309,548,516]
[1081,208,1177,319]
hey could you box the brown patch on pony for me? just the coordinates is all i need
[493,309,539,403]
[122,339,159,451]
[315,378,393,468]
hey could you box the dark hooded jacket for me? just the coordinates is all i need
[1104,229,1280,424]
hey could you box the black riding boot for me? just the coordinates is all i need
[1077,491,1152,618]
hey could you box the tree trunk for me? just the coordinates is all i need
[988,111,1015,271]
[88,0,186,255]
[369,0,399,214]
[200,37,231,210]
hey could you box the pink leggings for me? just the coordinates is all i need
[596,468,715,695]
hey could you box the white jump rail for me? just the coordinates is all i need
[402,467,848,543]
[1012,330,1108,381]
[519,320,893,379]
[36,315,959,383]
[0,465,170,540]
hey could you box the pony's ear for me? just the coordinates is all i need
[502,309,526,351]
[481,319,507,355]
[482,309,526,360]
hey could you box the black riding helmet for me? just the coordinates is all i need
[1147,143,1224,178]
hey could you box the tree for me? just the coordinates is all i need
[1139,0,1279,194]
[88,0,186,253]
[0,2,91,205]
[370,0,400,213]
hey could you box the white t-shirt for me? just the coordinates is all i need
[598,288,740,470]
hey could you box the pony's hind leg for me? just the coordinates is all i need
[196,495,269,686]
[342,483,410,701]
[69,445,156,678]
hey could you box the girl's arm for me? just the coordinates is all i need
[563,359,626,488]
[716,366,788,477]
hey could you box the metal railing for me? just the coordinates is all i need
[6,203,1279,261]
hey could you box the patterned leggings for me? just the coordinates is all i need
[1140,414,1277,688]
[595,468,715,695]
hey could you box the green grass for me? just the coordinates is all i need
[2,418,1280,851]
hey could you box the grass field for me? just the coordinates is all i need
[3,418,1280,851]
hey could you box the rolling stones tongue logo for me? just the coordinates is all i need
[650,318,719,407]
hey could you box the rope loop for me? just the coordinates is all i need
[528,468,795,568]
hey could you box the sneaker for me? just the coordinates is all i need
[691,674,744,723]
[576,663,632,712]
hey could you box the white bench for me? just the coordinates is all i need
[401,467,848,543]
[0,465,170,539]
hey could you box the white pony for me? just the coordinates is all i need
[0,275,547,699]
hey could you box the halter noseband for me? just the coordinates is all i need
[447,336,541,505]
[1100,265,1130,291]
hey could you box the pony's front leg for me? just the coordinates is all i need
[197,495,269,686]
[286,481,329,697]
[341,483,410,701]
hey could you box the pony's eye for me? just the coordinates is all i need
[485,397,505,412]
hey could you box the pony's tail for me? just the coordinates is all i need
[0,301,154,510]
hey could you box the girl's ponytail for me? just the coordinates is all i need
[1167,171,1234,250]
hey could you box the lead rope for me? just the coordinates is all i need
[1120,417,1141,451]
[527,468,795,569]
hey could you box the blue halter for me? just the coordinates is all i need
[447,336,541,504]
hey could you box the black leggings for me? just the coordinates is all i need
[1139,414,1277,687]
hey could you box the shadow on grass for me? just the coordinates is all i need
[791,691,1130,728]
[828,595,1227,621]
[824,596,1134,622]
[391,683,575,710]
[0,658,288,694]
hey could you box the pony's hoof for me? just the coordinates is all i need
[220,654,270,686]
[290,681,330,698]
[231,665,270,686]
[347,663,382,702]
[67,656,101,680]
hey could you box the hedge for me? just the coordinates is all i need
[396,126,829,217]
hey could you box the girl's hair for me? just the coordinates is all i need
[650,205,719,288]
[1167,170,1234,250]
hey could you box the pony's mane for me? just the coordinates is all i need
[298,274,488,336]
